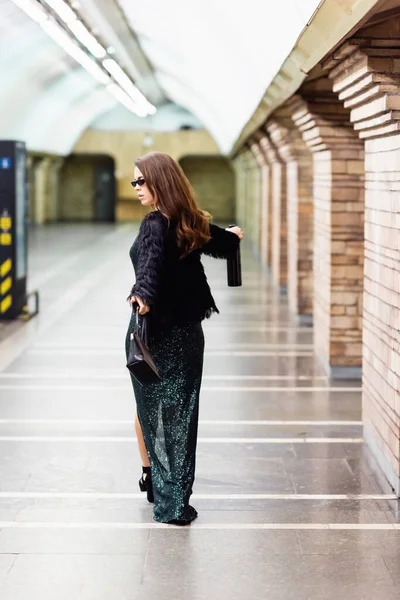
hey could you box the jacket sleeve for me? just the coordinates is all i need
[200,224,240,259]
[128,213,166,306]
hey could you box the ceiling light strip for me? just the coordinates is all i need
[67,20,106,59]
[11,0,156,116]
[41,19,110,84]
[107,83,147,118]
[102,58,156,115]
[41,0,76,24]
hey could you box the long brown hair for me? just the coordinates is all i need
[135,152,211,257]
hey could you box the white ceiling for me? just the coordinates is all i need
[0,0,322,155]
[0,0,117,154]
[118,0,322,153]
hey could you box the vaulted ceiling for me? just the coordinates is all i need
[117,0,322,153]
[0,0,116,154]
[0,0,329,154]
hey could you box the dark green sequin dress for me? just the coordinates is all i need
[125,238,205,525]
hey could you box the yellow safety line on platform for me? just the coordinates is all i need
[0,259,11,277]
[0,295,12,313]
[0,233,11,246]
[0,217,11,230]
[0,277,11,295]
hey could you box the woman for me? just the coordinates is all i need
[125,151,243,525]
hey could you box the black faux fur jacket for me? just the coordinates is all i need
[128,211,240,329]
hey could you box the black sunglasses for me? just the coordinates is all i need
[131,177,146,188]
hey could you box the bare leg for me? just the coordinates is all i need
[135,413,150,467]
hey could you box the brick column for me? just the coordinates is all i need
[33,158,53,225]
[47,158,64,222]
[32,157,65,224]
[233,154,247,231]
[257,130,287,289]
[268,109,313,322]
[249,140,269,262]
[241,151,252,236]
[241,149,260,251]
[292,78,365,377]
[324,22,400,494]
[253,133,274,268]
[247,147,262,252]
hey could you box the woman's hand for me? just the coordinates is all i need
[130,295,150,315]
[226,226,244,240]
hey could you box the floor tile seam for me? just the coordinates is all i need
[289,472,297,494]
[0,374,347,382]
[0,419,363,426]
[295,530,305,555]
[0,436,366,443]
[0,385,362,393]
[25,350,315,357]
[51,324,313,330]
[30,344,316,350]
[0,493,396,500]
[4,554,18,577]
[195,308,295,313]
[141,543,150,585]
[382,555,397,585]
[104,326,312,331]
[344,458,357,477]
[19,473,33,497]
[0,521,399,530]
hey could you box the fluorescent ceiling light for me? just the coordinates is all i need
[12,0,47,24]
[41,19,110,84]
[69,47,110,85]
[107,84,147,117]
[11,0,156,118]
[44,0,106,58]
[103,59,156,114]
[67,20,106,58]
[43,0,76,24]
[103,59,133,88]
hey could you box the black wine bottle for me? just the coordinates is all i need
[227,224,242,287]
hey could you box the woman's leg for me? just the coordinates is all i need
[126,312,150,468]
[135,413,150,467]
[135,412,154,502]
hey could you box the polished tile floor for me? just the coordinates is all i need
[0,223,399,600]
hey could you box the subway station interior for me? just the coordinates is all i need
[1,0,400,598]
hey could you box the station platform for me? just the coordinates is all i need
[0,224,398,600]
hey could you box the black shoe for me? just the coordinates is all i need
[168,505,198,526]
[139,467,154,503]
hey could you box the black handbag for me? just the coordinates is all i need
[126,307,161,385]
